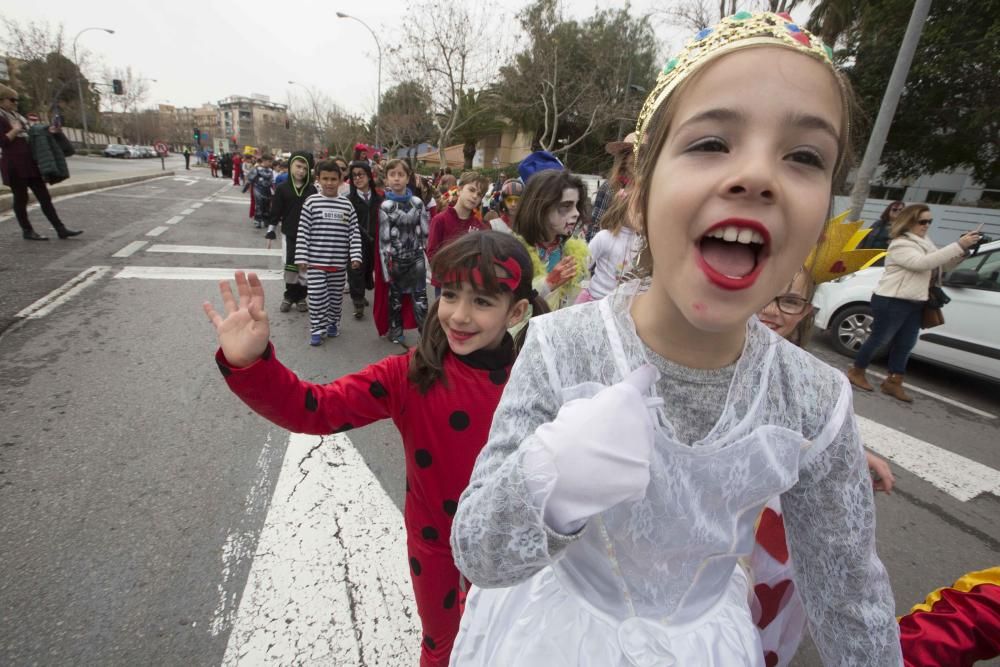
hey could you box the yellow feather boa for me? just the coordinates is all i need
[518,234,589,311]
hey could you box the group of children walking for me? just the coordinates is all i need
[203,11,1000,665]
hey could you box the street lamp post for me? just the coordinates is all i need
[288,80,322,151]
[336,12,382,152]
[73,26,115,152]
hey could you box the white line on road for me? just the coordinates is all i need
[858,416,1000,502]
[0,175,174,223]
[180,208,195,215]
[164,215,185,225]
[220,433,419,666]
[14,266,111,320]
[191,202,204,209]
[146,226,170,237]
[146,244,282,256]
[114,266,283,280]
[111,241,148,258]
[864,370,996,419]
[214,197,249,204]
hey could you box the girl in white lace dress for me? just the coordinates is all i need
[449,12,902,667]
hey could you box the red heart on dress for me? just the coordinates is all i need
[755,507,789,564]
[764,651,779,667]
[830,260,847,274]
[755,579,793,629]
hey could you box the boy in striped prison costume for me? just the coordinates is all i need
[295,160,362,346]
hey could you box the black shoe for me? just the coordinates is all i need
[23,230,49,240]
[56,228,83,239]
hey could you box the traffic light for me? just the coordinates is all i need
[193,127,201,143]
[112,79,124,95]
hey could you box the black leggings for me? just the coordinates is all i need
[9,176,62,233]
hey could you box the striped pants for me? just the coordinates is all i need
[307,269,346,336]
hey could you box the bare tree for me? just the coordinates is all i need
[652,0,804,33]
[389,0,505,167]
[1,16,109,127]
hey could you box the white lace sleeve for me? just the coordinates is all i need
[781,380,903,666]
[451,322,584,589]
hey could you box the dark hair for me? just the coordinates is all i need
[514,169,591,246]
[332,155,349,168]
[408,231,549,393]
[315,159,342,177]
[260,154,273,162]
[890,203,930,239]
[879,200,905,223]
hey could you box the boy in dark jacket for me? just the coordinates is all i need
[268,151,316,312]
[345,160,384,320]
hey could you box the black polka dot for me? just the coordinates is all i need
[443,588,457,609]
[216,359,232,377]
[369,381,387,398]
[449,411,470,431]
[334,423,354,433]
[422,526,439,541]
[305,388,318,412]
[415,449,432,468]
[442,500,458,517]
[260,345,272,360]
[489,368,507,385]
[423,635,436,650]
[409,556,422,576]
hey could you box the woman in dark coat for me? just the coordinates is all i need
[0,84,81,240]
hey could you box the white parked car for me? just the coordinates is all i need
[812,239,1000,382]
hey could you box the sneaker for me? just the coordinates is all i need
[296,301,308,313]
[389,334,406,346]
[279,300,292,313]
[353,305,364,320]
[309,333,323,346]
[326,323,340,338]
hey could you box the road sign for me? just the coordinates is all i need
[154,141,168,155]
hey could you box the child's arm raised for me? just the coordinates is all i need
[781,381,903,665]
[205,273,401,434]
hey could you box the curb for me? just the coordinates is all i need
[0,171,176,213]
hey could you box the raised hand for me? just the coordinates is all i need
[202,271,270,368]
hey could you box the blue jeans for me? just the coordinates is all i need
[854,294,924,374]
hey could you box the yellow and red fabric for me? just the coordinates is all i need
[899,567,1000,667]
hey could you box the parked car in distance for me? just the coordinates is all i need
[103,144,131,158]
[812,239,1000,382]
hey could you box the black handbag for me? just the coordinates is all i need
[926,270,951,309]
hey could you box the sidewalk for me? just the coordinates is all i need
[0,167,175,213]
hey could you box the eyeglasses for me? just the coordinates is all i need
[503,195,521,205]
[917,219,933,226]
[769,294,812,315]
[351,172,367,179]
[890,206,903,212]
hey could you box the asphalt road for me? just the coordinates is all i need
[0,174,997,666]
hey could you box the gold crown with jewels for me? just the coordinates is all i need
[634,11,839,158]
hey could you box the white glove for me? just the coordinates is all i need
[525,365,660,534]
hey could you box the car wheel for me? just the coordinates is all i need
[829,304,877,358]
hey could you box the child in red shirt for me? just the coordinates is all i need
[204,231,548,667]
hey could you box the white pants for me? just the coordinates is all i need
[306,269,346,335]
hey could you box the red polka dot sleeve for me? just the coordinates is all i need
[215,342,408,435]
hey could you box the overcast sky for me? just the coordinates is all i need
[2,1,811,117]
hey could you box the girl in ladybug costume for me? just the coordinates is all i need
[204,231,548,667]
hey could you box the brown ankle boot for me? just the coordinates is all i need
[847,366,874,391]
[881,373,913,402]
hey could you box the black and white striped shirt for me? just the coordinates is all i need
[295,194,362,269]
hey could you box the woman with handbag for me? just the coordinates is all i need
[847,204,982,402]
[0,84,82,241]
